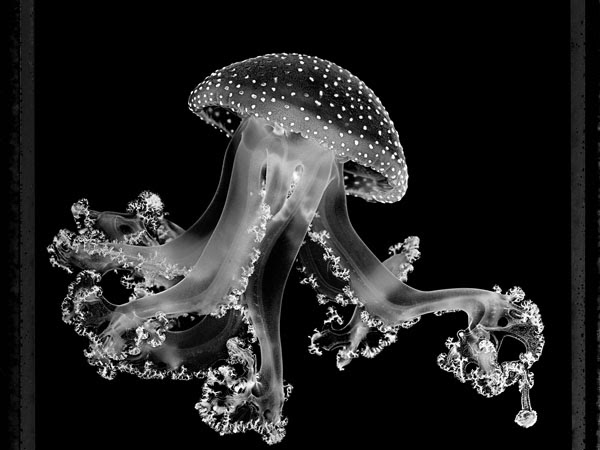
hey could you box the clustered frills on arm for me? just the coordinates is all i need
[297,163,545,427]
[302,238,543,426]
[49,191,249,381]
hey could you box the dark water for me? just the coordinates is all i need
[35,3,570,449]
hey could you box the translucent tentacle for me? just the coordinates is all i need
[62,269,246,380]
[94,119,279,346]
[48,124,241,277]
[196,120,335,444]
[303,162,545,426]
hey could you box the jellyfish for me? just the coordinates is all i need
[48,53,545,444]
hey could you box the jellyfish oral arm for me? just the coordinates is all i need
[247,135,334,414]
[304,164,505,324]
[49,128,241,279]
[100,118,291,330]
[195,118,335,443]
[300,162,544,423]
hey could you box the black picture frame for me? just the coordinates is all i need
[9,2,598,449]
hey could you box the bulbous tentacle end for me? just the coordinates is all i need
[299,162,545,427]
[436,285,544,425]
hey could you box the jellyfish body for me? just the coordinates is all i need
[49,53,544,444]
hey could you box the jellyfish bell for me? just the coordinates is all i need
[188,53,408,203]
[48,53,544,444]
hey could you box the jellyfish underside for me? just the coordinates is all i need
[49,116,544,444]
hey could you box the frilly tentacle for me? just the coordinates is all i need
[298,162,545,427]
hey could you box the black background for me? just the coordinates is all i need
[35,3,570,449]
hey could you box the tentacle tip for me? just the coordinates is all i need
[335,348,358,370]
[195,336,291,444]
[515,409,537,428]
[384,236,421,281]
[308,330,324,356]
